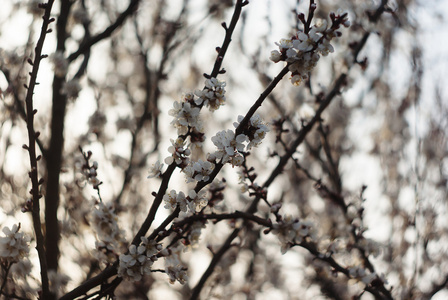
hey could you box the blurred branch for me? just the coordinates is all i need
[67,0,141,62]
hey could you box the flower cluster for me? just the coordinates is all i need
[164,243,188,285]
[117,237,162,282]
[194,78,226,111]
[90,201,126,261]
[118,244,153,282]
[187,221,206,248]
[169,92,202,135]
[209,114,269,167]
[271,215,316,254]
[183,159,214,183]
[270,12,350,86]
[233,114,270,150]
[165,138,190,167]
[163,189,209,213]
[0,224,30,263]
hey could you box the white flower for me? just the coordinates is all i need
[169,100,202,135]
[118,244,153,282]
[0,224,30,263]
[165,264,188,285]
[163,190,188,212]
[195,78,226,111]
[269,12,348,86]
[183,160,214,183]
[270,50,282,63]
[138,237,162,258]
[211,129,248,165]
[165,138,190,167]
[187,189,208,212]
[275,38,293,49]
[90,201,126,247]
[188,222,206,247]
[147,160,164,178]
[272,216,316,254]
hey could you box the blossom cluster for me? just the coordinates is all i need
[270,11,350,86]
[118,237,162,282]
[271,215,316,254]
[194,78,226,111]
[164,243,188,285]
[90,201,126,262]
[0,224,30,263]
[163,189,208,213]
[164,138,191,167]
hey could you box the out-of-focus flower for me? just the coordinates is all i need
[0,224,30,263]
[61,79,81,99]
[50,51,68,77]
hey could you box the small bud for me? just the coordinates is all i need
[23,144,29,150]
[35,131,40,138]
[221,22,227,30]
[27,58,34,65]
[33,109,38,114]
[46,29,52,33]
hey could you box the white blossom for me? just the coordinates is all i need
[147,160,164,179]
[270,13,349,86]
[118,244,153,282]
[169,100,202,135]
[272,215,316,254]
[187,189,208,212]
[194,78,226,111]
[0,224,30,263]
[164,138,190,167]
[163,189,188,212]
[183,159,214,183]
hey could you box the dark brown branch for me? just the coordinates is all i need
[23,1,56,298]
[44,0,73,285]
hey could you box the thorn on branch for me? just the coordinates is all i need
[215,47,221,53]
[49,18,55,23]
[27,58,34,65]
[33,109,38,115]
[242,0,250,7]
[218,68,226,74]
[35,131,40,138]
[38,178,45,185]
[38,3,48,9]
[41,54,48,59]
[46,29,52,34]
[22,144,29,150]
[152,192,157,197]
[221,22,227,30]
[203,73,211,79]
[24,84,28,89]
[37,155,42,161]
